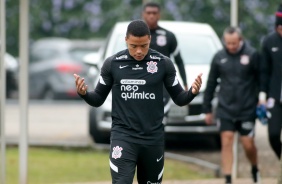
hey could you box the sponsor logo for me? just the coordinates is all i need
[240,55,249,65]
[112,146,123,159]
[156,35,167,46]
[132,64,143,70]
[119,65,128,69]
[272,47,279,52]
[147,61,158,74]
[121,85,155,101]
[121,79,146,85]
[150,55,161,61]
[157,155,163,162]
[120,79,155,101]
[116,54,128,60]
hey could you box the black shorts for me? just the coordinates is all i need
[217,118,256,137]
[109,139,164,184]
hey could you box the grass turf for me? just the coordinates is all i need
[5,147,212,184]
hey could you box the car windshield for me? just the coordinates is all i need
[69,48,95,62]
[113,34,217,64]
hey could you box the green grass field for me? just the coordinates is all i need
[4,147,212,184]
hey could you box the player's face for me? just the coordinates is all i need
[142,6,160,29]
[126,34,151,61]
[277,25,282,37]
[223,32,242,54]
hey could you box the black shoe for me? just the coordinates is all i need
[251,169,261,184]
[225,174,232,184]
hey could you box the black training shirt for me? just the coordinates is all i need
[80,49,196,145]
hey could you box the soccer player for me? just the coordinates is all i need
[142,2,188,118]
[203,27,261,184]
[74,20,202,184]
[260,3,282,160]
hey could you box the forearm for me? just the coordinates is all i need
[166,84,197,106]
[79,83,111,107]
[260,41,271,93]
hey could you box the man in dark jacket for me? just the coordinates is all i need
[260,3,282,161]
[203,26,261,184]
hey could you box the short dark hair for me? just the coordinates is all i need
[126,20,151,38]
[142,2,161,11]
[223,26,242,38]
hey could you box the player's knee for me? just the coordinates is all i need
[243,142,256,153]
[221,134,234,147]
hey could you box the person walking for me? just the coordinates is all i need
[260,3,282,161]
[203,26,261,184]
[74,20,202,184]
[142,2,188,118]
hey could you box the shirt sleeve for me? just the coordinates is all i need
[169,33,188,86]
[260,37,272,94]
[163,57,196,106]
[250,51,261,91]
[79,57,113,107]
[202,53,220,113]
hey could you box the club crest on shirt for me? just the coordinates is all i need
[156,35,167,46]
[240,55,249,65]
[112,146,123,159]
[147,61,158,74]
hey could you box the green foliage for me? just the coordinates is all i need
[6,147,212,183]
[4,0,282,56]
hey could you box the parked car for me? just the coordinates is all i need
[28,37,104,100]
[4,52,18,98]
[85,21,223,145]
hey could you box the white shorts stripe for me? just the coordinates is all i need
[248,129,255,137]
[158,166,164,180]
[109,159,118,173]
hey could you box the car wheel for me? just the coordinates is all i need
[89,107,110,144]
[42,87,56,100]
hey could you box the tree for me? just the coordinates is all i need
[5,0,280,56]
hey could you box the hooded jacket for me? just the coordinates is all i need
[203,42,260,121]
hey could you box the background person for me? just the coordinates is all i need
[142,2,188,119]
[260,3,282,160]
[74,20,202,184]
[202,26,261,184]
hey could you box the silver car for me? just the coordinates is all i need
[29,37,104,100]
[84,21,222,145]
[4,53,18,98]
